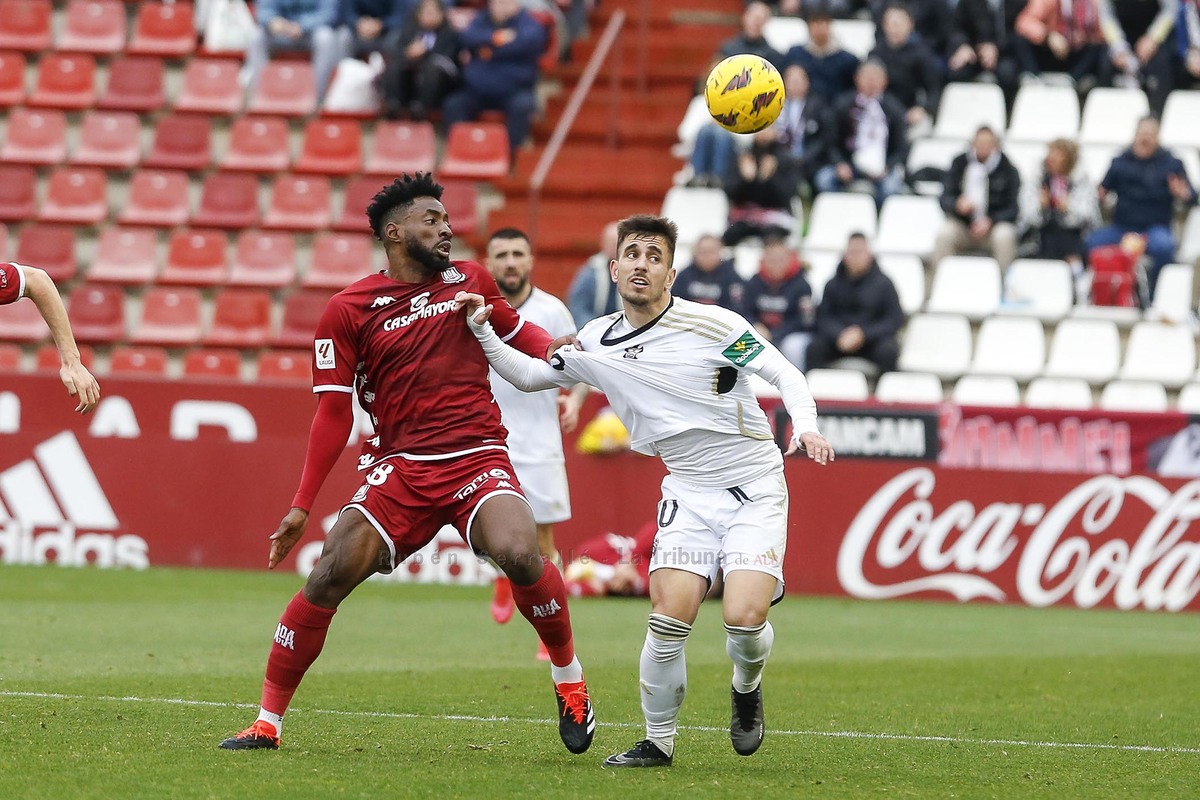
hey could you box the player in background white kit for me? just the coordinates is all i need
[483,228,589,657]
[454,214,834,767]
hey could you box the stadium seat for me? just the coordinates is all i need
[220,116,292,172]
[275,289,333,347]
[968,316,1045,381]
[441,179,479,236]
[762,16,808,52]
[162,228,230,287]
[131,286,203,346]
[365,121,437,176]
[1147,264,1194,324]
[830,18,874,59]
[661,186,729,247]
[874,195,943,259]
[229,230,297,288]
[1098,380,1169,412]
[250,61,317,116]
[205,288,273,348]
[0,0,52,52]
[906,138,966,195]
[1176,206,1200,266]
[295,119,363,175]
[898,313,973,378]
[873,371,943,404]
[0,165,37,221]
[40,166,108,224]
[144,114,213,171]
[119,169,191,226]
[264,175,332,231]
[109,345,168,377]
[176,58,243,115]
[1080,144,1119,186]
[0,51,26,106]
[29,53,96,109]
[1079,87,1149,146]
[1118,320,1196,388]
[674,94,711,159]
[926,256,1002,320]
[0,341,21,370]
[933,82,1007,142]
[1,108,67,165]
[0,295,48,340]
[336,175,383,233]
[72,110,142,169]
[805,368,870,402]
[1160,91,1200,150]
[67,283,125,344]
[304,232,375,289]
[1001,259,1074,322]
[89,227,159,284]
[1007,84,1079,143]
[804,192,878,252]
[0,222,9,257]
[876,254,926,316]
[731,242,762,280]
[193,172,261,229]
[182,348,242,380]
[1024,376,1093,409]
[35,342,95,372]
[952,374,1021,407]
[1176,382,1200,413]
[439,122,510,179]
[98,56,165,112]
[128,1,195,57]
[1178,146,1200,188]
[257,350,311,383]
[804,250,840,302]
[1042,318,1121,384]
[58,0,125,54]
[1003,141,1050,185]
[15,224,76,281]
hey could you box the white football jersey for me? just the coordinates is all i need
[490,287,576,465]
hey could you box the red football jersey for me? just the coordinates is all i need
[0,262,25,305]
[312,260,552,461]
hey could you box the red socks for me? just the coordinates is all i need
[511,557,576,668]
[260,591,337,717]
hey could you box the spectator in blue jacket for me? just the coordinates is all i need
[673,235,745,313]
[441,0,547,163]
[566,222,621,328]
[377,0,461,119]
[1174,0,1200,89]
[244,0,344,100]
[1086,117,1197,296]
[786,4,860,102]
[741,238,816,369]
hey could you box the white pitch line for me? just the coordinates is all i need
[3,691,1198,756]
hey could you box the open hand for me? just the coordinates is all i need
[268,507,309,570]
[61,361,100,415]
[789,431,835,465]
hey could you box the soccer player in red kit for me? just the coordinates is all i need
[219,173,595,754]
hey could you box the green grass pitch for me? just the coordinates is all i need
[2,564,1199,799]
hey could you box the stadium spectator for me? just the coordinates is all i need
[1014,0,1109,88]
[1087,116,1197,297]
[685,105,739,188]
[756,0,803,18]
[1019,138,1101,281]
[785,4,860,101]
[806,232,904,375]
[336,0,407,58]
[868,4,943,131]
[1172,0,1200,88]
[741,237,816,368]
[948,0,1024,109]
[243,0,344,100]
[722,126,801,246]
[932,126,1022,270]
[377,0,461,119]
[566,221,621,328]
[868,0,958,59]
[0,262,99,414]
[720,2,786,68]
[775,63,835,195]
[441,0,547,163]
[1099,0,1177,114]
[673,234,745,312]
[815,60,909,208]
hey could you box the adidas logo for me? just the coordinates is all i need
[0,432,147,569]
[531,598,562,618]
[371,296,397,308]
[274,623,296,650]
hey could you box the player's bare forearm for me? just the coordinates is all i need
[25,267,101,414]
[268,507,309,570]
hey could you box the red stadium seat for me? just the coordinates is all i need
[257,349,311,383]
[66,283,125,344]
[35,342,97,372]
[0,342,21,370]
[205,288,273,347]
[250,61,316,117]
[304,232,375,289]
[131,286,203,346]
[0,165,37,221]
[1,108,67,165]
[72,110,142,169]
[229,230,297,288]
[89,227,159,284]
[40,166,109,224]
[439,122,510,179]
[128,1,196,57]
[365,121,437,177]
[335,175,383,233]
[183,347,242,380]
[0,223,9,258]
[161,228,229,286]
[15,224,77,282]
[529,8,559,73]
[275,289,333,347]
[263,175,332,231]
[193,172,261,229]
[109,345,168,376]
[98,56,165,112]
[176,58,243,115]
[441,179,479,235]
[220,116,291,172]
[144,114,213,171]
[0,51,27,106]
[0,297,49,341]
[58,0,126,54]
[295,119,363,175]
[0,0,52,52]
[29,53,97,109]
[119,169,191,226]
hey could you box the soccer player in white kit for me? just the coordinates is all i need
[454,214,834,767]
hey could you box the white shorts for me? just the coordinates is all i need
[650,471,788,601]
[510,460,572,525]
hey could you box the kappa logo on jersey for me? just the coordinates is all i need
[441,266,466,284]
[315,338,336,369]
[371,295,397,308]
[623,345,643,360]
[531,598,561,618]
[721,331,765,367]
[274,623,296,650]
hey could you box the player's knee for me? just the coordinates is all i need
[722,599,769,629]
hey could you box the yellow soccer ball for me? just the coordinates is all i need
[704,53,786,134]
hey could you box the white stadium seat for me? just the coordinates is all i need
[803,249,840,301]
[1007,84,1080,143]
[968,316,1045,381]
[674,94,713,157]
[1118,320,1196,388]
[804,192,877,251]
[1002,258,1074,322]
[875,195,944,259]
[1078,87,1149,146]
[934,82,1007,141]
[1177,145,1200,188]
[953,375,1021,407]
[763,17,807,53]
[1003,141,1050,185]
[1148,263,1195,324]
[805,368,870,402]
[733,242,763,280]
[831,19,875,59]
[877,254,926,316]
[874,371,943,404]
[907,138,965,194]
[1099,380,1170,412]
[1177,382,1200,413]
[661,186,728,247]
[1024,376,1094,409]
[1080,144,1119,187]
[1042,318,1121,384]
[1176,206,1200,266]
[898,313,973,378]
[926,255,1002,320]
[1161,91,1200,150]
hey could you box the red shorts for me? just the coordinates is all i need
[342,448,529,573]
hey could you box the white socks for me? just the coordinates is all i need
[725,621,774,693]
[639,613,692,757]
[551,655,583,685]
[256,708,283,734]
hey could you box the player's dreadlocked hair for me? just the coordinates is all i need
[616,215,679,263]
[365,172,445,239]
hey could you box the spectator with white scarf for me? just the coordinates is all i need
[931,126,1022,270]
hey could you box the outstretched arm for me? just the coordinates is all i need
[24,266,100,415]
[455,292,568,392]
[745,344,835,465]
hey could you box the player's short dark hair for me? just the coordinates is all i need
[487,227,531,247]
[616,215,679,263]
[365,172,444,239]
